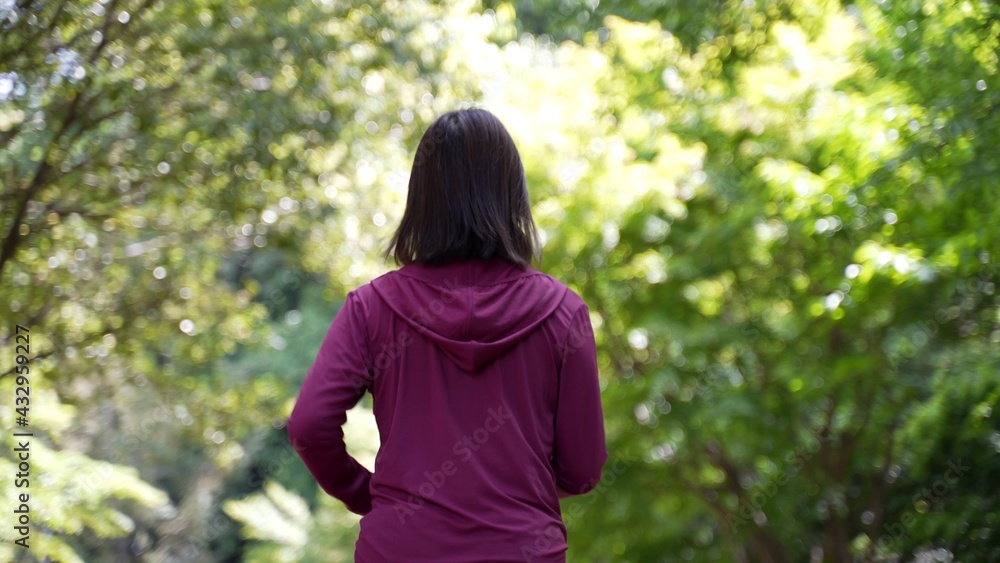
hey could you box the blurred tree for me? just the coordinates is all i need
[0,0,439,559]
[1,0,997,561]
[517,1,999,561]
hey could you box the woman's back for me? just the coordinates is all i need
[362,257,604,561]
[289,257,606,562]
[286,107,607,561]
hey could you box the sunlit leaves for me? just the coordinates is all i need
[1,0,997,560]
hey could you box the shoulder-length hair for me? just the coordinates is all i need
[384,108,541,268]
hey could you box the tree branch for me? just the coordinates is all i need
[0,72,91,280]
[0,348,56,379]
[0,158,52,281]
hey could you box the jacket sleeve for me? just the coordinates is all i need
[286,290,374,515]
[552,303,608,495]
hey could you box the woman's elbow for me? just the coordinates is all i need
[555,451,609,495]
[556,473,601,496]
[285,410,316,450]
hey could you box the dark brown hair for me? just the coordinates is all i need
[385,108,541,268]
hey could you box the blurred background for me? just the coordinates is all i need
[1,0,998,561]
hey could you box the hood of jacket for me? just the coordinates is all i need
[369,257,569,372]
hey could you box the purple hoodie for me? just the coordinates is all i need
[286,257,607,562]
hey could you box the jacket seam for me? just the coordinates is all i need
[558,302,589,374]
[348,290,376,388]
[464,287,472,340]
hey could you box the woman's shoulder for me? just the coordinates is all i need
[525,269,587,309]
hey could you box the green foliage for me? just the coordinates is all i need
[1,0,997,561]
